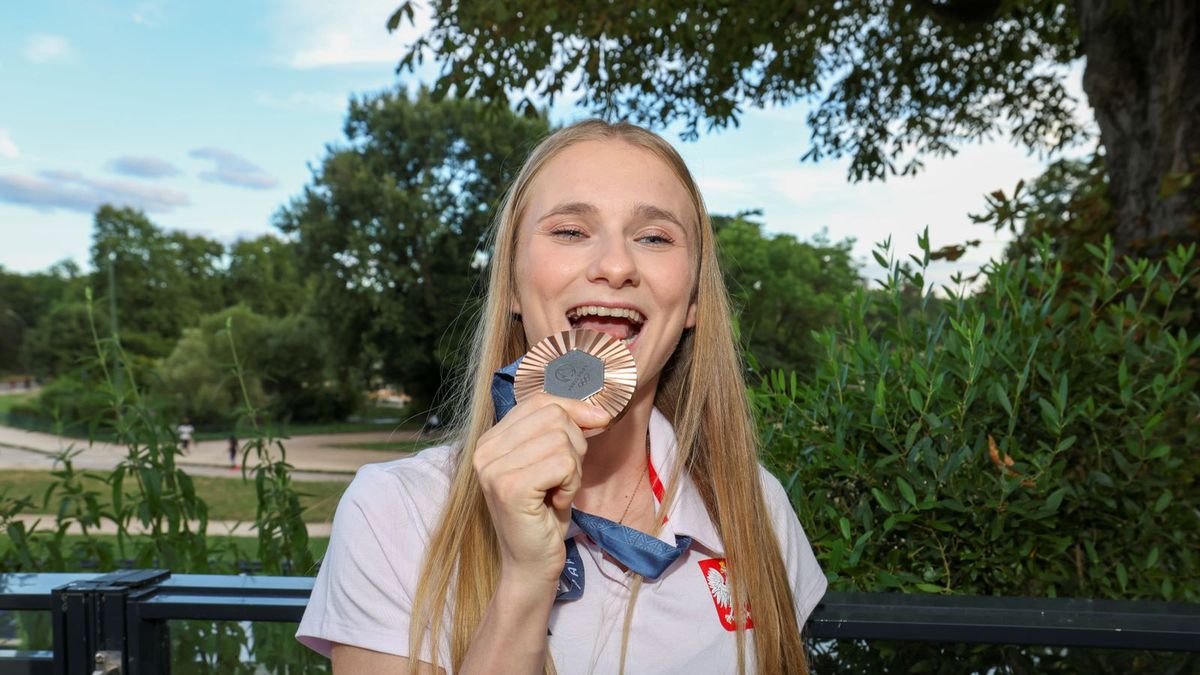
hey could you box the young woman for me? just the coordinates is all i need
[297,120,826,674]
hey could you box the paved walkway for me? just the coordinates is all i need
[0,423,437,482]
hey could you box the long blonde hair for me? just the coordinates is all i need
[408,119,808,674]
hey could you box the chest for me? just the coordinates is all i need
[546,538,750,674]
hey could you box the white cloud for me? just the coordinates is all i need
[0,129,18,159]
[108,155,182,179]
[0,169,190,213]
[189,147,278,190]
[269,0,431,69]
[132,2,166,27]
[24,34,74,64]
[750,142,1043,289]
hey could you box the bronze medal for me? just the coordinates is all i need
[514,329,638,418]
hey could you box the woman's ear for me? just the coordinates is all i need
[685,300,697,329]
[511,294,523,322]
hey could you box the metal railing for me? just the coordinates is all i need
[1,570,1197,674]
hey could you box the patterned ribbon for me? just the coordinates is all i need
[491,360,692,600]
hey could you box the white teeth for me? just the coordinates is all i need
[567,305,644,324]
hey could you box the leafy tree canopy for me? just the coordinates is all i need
[392,1,1200,250]
[91,205,227,357]
[276,86,552,410]
[392,0,1082,182]
[714,212,859,377]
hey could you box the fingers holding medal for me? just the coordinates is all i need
[473,329,638,589]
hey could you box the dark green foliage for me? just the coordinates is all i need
[0,296,327,672]
[225,235,309,317]
[756,232,1199,604]
[277,86,552,410]
[91,205,228,358]
[391,0,1082,182]
[0,261,81,375]
[156,306,357,426]
[21,301,110,378]
[806,639,1198,674]
[714,211,859,378]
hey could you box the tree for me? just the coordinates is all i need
[91,206,227,357]
[276,86,552,410]
[156,306,356,425]
[0,262,81,374]
[22,301,109,378]
[391,0,1199,252]
[713,212,859,377]
[225,235,309,317]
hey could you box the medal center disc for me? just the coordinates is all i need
[543,350,604,399]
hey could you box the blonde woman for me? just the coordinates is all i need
[297,120,826,674]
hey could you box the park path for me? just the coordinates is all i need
[0,423,433,482]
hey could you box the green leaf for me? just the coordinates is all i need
[871,488,897,513]
[1147,444,1170,460]
[907,388,923,411]
[1044,487,1067,514]
[990,382,1013,416]
[1145,546,1160,570]
[1037,397,1060,431]
[1116,563,1128,591]
[1153,490,1173,513]
[915,583,944,593]
[839,517,852,540]
[896,478,917,508]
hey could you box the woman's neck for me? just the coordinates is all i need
[574,378,659,514]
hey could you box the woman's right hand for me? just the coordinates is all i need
[473,393,611,594]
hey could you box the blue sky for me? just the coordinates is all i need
[1,1,1092,288]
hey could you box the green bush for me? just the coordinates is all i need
[757,232,1199,602]
[0,300,326,672]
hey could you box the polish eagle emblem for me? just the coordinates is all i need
[697,558,754,631]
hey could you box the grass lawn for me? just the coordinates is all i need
[0,470,349,523]
[328,438,427,453]
[0,532,331,566]
[0,392,35,415]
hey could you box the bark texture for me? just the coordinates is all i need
[1077,0,1200,251]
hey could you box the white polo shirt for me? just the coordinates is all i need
[297,408,827,673]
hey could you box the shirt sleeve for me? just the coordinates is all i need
[758,466,828,629]
[296,458,450,665]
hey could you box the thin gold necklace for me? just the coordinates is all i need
[617,433,650,525]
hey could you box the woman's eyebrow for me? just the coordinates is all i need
[538,201,599,221]
[538,201,687,230]
[631,202,687,231]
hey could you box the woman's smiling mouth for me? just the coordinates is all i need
[566,304,645,347]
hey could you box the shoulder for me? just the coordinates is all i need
[328,442,459,544]
[345,444,457,502]
[296,444,458,661]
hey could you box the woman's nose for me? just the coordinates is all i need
[587,235,639,288]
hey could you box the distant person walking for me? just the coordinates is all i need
[228,434,239,469]
[177,418,195,454]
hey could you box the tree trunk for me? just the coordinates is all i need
[1076,0,1200,253]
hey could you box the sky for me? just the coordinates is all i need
[0,1,1093,289]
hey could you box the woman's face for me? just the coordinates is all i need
[512,139,698,390]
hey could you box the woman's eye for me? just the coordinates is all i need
[552,227,585,239]
[638,232,675,246]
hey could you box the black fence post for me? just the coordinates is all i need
[49,570,170,675]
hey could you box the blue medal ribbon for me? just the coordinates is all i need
[491,360,692,600]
